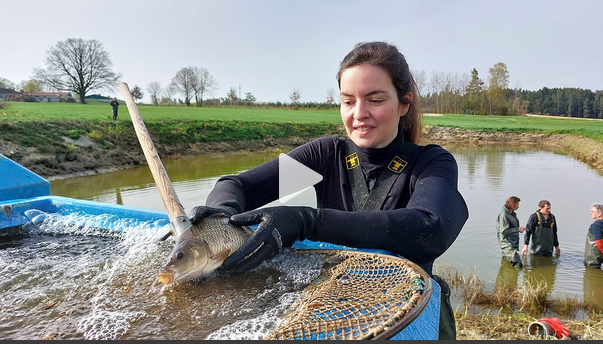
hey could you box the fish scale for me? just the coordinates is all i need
[157,213,254,285]
[190,216,252,256]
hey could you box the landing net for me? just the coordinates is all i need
[266,250,431,340]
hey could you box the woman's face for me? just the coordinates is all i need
[339,65,410,148]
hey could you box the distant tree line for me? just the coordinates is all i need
[416,64,603,118]
[1,37,601,117]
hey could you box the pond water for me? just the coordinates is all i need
[0,219,335,340]
[45,144,603,315]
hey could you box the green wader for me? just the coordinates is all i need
[584,231,603,268]
[530,212,555,256]
[496,206,523,268]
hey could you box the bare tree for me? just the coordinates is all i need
[290,88,301,109]
[171,67,196,106]
[227,87,238,105]
[33,38,122,104]
[326,88,336,105]
[146,81,163,106]
[411,69,428,98]
[191,67,217,107]
[429,71,445,113]
[164,83,177,106]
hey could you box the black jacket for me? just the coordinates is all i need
[206,134,469,275]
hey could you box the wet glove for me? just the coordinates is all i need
[538,317,569,339]
[159,205,237,241]
[220,206,319,274]
[188,205,236,225]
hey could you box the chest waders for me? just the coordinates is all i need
[343,139,418,211]
[343,139,456,340]
[530,212,555,256]
[584,230,603,268]
[497,209,523,267]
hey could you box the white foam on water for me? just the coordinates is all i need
[18,211,172,340]
[270,249,326,285]
[77,309,146,340]
[205,291,302,340]
[4,212,338,340]
[71,221,172,340]
[205,249,328,339]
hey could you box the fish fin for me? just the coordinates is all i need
[211,248,231,262]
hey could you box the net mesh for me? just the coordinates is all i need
[266,249,430,340]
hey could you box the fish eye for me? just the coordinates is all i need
[176,252,184,260]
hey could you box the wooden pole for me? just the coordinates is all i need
[119,82,189,238]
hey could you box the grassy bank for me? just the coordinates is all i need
[0,103,345,178]
[3,102,603,178]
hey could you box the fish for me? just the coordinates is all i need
[157,212,254,286]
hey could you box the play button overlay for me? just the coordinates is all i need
[278,153,323,202]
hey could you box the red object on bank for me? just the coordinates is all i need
[537,317,570,339]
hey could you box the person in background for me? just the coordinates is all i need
[110,97,119,120]
[522,199,560,256]
[584,203,603,268]
[496,196,525,268]
[188,41,469,339]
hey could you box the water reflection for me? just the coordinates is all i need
[523,255,558,294]
[51,152,281,211]
[495,259,520,289]
[50,144,603,312]
[584,267,603,311]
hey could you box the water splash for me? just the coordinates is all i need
[1,212,330,340]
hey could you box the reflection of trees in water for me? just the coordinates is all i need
[51,151,281,201]
[583,267,603,312]
[446,144,541,190]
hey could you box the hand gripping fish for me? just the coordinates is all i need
[119,83,253,286]
[157,213,253,285]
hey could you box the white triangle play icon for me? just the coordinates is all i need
[278,153,323,202]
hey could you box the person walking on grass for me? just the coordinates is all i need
[110,97,119,120]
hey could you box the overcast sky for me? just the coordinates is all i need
[3,0,602,103]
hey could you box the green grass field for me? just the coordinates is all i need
[1,102,342,123]
[422,113,603,141]
[3,102,603,142]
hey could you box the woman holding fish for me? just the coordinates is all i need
[190,41,469,339]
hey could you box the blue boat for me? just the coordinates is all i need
[0,153,441,340]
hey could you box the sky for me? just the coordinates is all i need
[3,0,603,104]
